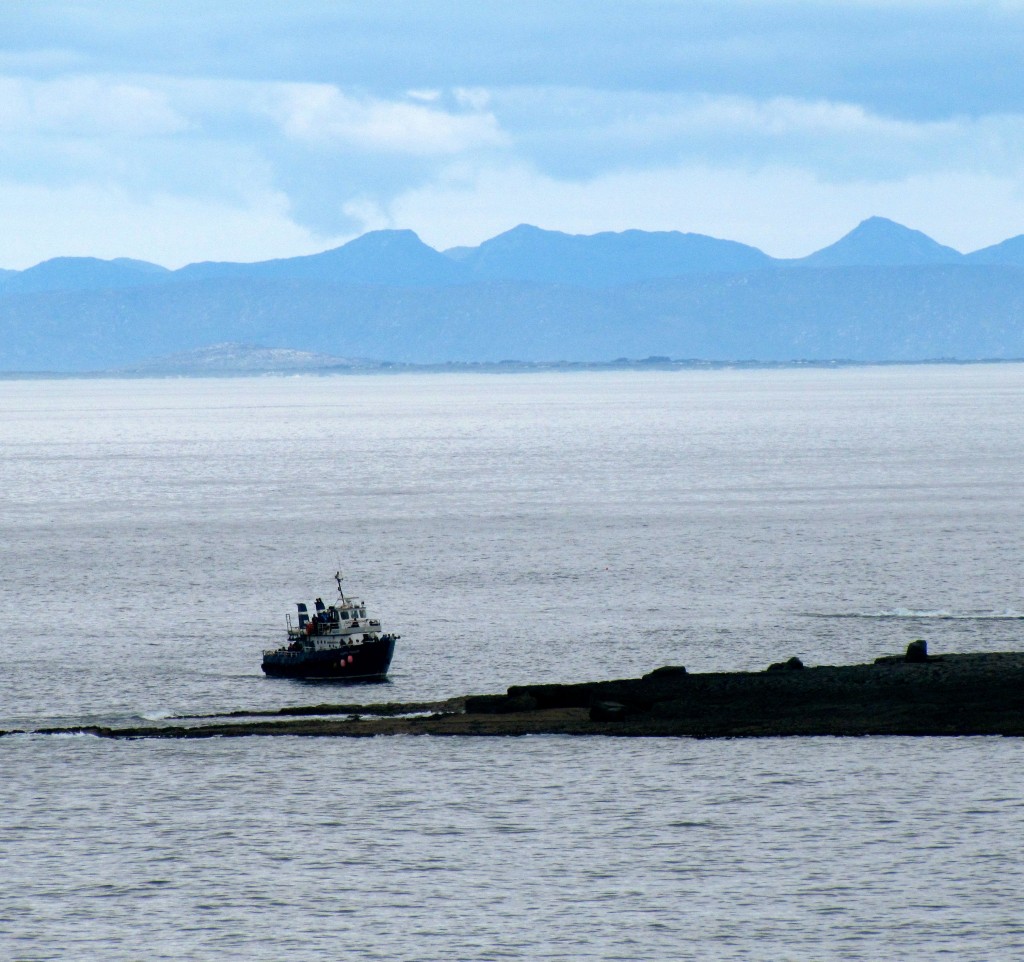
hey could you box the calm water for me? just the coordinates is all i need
[2,367,1024,959]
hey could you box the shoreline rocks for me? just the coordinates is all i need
[7,646,1024,740]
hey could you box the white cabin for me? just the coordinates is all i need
[284,572,383,650]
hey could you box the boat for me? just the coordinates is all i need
[261,571,399,680]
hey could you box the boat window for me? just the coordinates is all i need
[340,610,349,619]
[359,608,366,618]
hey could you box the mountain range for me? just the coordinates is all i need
[3,217,1024,371]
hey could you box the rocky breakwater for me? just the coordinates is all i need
[9,642,1024,739]
[462,641,1024,737]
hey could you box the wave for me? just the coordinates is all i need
[802,609,1024,621]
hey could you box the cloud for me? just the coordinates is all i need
[0,75,187,135]
[454,88,491,111]
[0,73,511,250]
[5,2,1024,118]
[1,1,1024,269]
[376,162,1024,257]
[0,47,86,73]
[259,83,506,155]
[486,88,1024,183]
[4,73,1024,266]
[0,180,347,269]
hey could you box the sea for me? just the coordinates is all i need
[2,366,1024,961]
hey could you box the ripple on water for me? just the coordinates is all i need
[2,736,1024,961]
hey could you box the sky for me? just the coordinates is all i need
[3,0,1024,268]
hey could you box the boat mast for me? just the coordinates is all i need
[335,570,346,604]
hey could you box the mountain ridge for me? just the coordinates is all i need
[7,217,1024,294]
[4,218,1024,371]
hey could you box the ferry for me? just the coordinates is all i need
[261,572,398,680]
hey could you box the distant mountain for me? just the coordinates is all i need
[4,219,1024,371]
[174,229,467,286]
[0,256,170,294]
[112,342,381,374]
[796,217,964,267]
[966,234,1024,266]
[449,224,772,285]
[3,266,1024,372]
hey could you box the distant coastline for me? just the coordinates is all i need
[4,354,1024,381]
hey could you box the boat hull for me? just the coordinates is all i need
[262,635,396,680]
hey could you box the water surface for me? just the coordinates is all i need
[2,367,1023,959]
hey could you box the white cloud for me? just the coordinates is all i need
[2,68,1024,266]
[0,181,348,269]
[260,83,507,155]
[454,87,492,111]
[657,95,935,138]
[339,197,394,235]
[0,75,187,136]
[487,87,1024,182]
[377,162,1024,256]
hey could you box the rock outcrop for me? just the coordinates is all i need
[9,647,1024,740]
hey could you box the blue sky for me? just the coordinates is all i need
[2,0,1024,267]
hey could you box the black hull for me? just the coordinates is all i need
[262,636,396,680]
